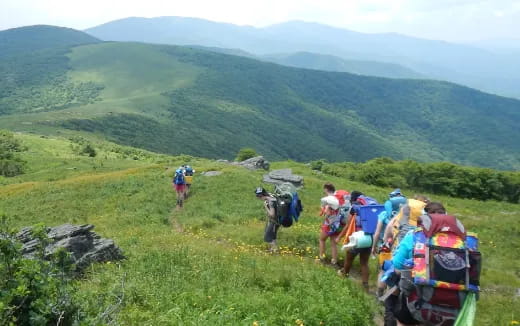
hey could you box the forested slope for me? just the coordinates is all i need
[1,26,519,169]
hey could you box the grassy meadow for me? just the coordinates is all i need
[1,133,519,325]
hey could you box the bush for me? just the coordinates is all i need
[321,157,520,203]
[235,148,257,161]
[0,129,27,177]
[309,159,326,171]
[81,144,97,157]
[0,217,79,325]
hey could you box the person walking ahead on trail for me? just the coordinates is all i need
[173,168,186,208]
[184,165,195,198]
[255,187,279,253]
[318,183,347,266]
[372,189,407,298]
[337,191,372,292]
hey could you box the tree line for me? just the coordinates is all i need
[313,157,520,203]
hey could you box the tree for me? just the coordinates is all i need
[235,147,257,161]
[81,144,97,157]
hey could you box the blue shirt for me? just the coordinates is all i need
[392,231,414,270]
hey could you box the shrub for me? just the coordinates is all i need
[0,129,27,177]
[81,144,97,157]
[309,159,326,171]
[235,148,257,161]
[0,217,79,325]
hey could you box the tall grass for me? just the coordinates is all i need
[1,134,518,325]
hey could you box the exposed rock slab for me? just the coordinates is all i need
[201,171,223,177]
[263,168,303,188]
[17,224,124,272]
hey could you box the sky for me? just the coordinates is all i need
[1,0,520,42]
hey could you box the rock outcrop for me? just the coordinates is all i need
[263,168,304,188]
[17,224,124,272]
[201,171,223,177]
[232,156,270,170]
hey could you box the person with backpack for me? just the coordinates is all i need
[255,187,279,253]
[372,189,407,297]
[383,195,430,249]
[184,165,195,198]
[337,191,378,292]
[173,167,186,208]
[318,194,346,266]
[382,202,480,326]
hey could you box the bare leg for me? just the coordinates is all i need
[359,250,370,292]
[330,236,338,264]
[319,230,328,259]
[343,250,356,275]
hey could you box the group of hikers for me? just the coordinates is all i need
[172,165,195,208]
[171,167,479,325]
[255,182,480,326]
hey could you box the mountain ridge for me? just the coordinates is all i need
[0,26,519,170]
[85,16,520,99]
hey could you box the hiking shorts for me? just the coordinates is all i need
[321,224,343,236]
[349,246,371,255]
[264,221,280,243]
[174,184,186,192]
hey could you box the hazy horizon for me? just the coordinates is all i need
[2,0,520,43]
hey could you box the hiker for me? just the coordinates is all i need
[173,167,186,208]
[382,202,448,326]
[184,165,195,197]
[255,187,279,252]
[382,195,430,248]
[372,189,407,297]
[383,202,480,326]
[337,191,374,292]
[392,202,446,271]
[318,194,345,266]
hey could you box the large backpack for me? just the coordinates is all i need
[400,214,481,326]
[173,169,185,185]
[356,195,378,206]
[273,183,303,227]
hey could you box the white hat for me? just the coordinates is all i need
[321,195,340,210]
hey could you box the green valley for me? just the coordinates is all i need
[0,26,519,170]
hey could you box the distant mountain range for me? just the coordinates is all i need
[0,25,519,170]
[85,17,520,99]
[189,46,423,79]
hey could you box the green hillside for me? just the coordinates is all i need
[0,27,519,170]
[263,52,424,79]
[0,25,99,58]
[1,133,518,325]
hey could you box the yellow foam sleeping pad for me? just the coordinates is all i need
[185,175,193,184]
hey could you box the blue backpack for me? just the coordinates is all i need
[173,169,185,185]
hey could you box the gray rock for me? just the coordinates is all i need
[263,169,304,188]
[201,171,223,177]
[17,223,124,272]
[233,156,270,170]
